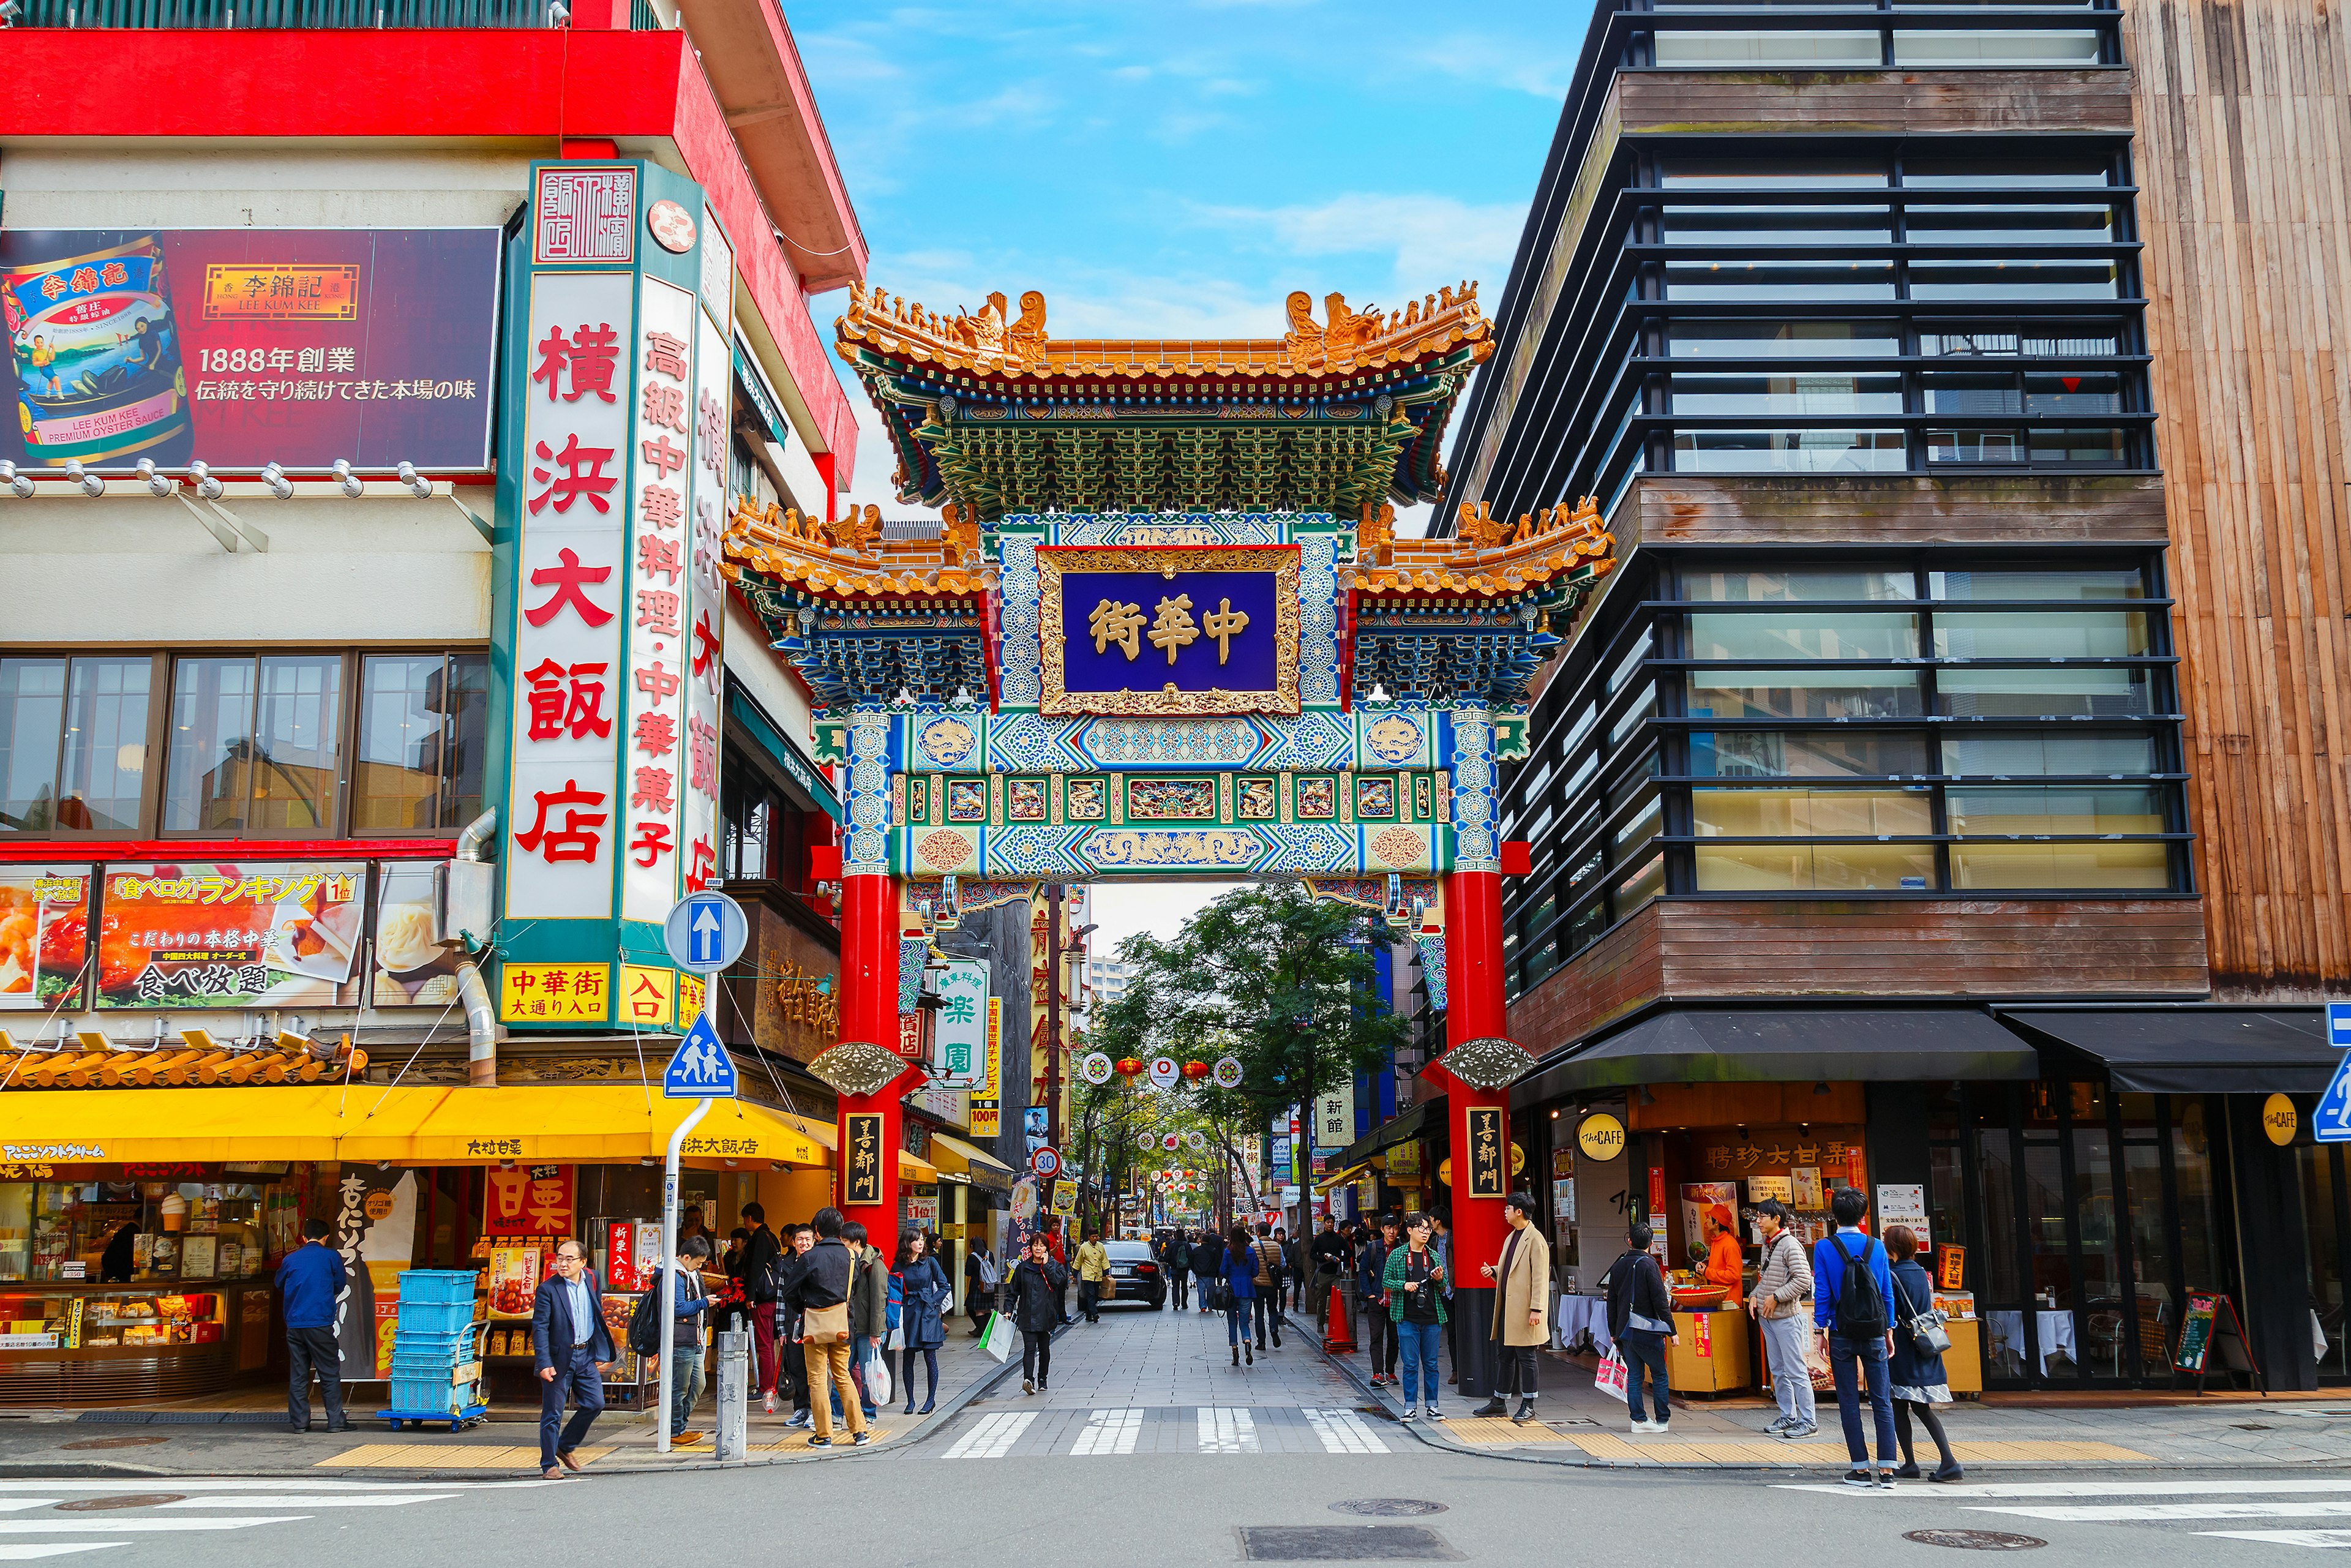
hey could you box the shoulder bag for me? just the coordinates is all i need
[1889,1264,1951,1355]
[803,1255,851,1343]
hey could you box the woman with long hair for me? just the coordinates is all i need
[894,1230,950,1416]
[1884,1224,1963,1482]
[1222,1223,1259,1368]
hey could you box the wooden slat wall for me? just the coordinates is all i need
[2126,0,2351,998]
[1505,898,2210,1056]
[1616,69,2135,136]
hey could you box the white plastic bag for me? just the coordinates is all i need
[862,1340,891,1405]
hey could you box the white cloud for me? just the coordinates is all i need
[1412,32,1583,101]
[1193,191,1525,296]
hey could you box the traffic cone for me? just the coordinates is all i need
[1322,1283,1356,1353]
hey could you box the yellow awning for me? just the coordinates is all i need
[781,1112,938,1184]
[0,1085,829,1169]
[1314,1160,1370,1195]
[930,1132,1013,1175]
[901,1151,938,1184]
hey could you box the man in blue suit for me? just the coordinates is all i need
[531,1236,615,1479]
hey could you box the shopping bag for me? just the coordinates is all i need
[980,1311,1014,1363]
[1594,1346,1630,1399]
[861,1341,892,1405]
[1805,1334,1834,1393]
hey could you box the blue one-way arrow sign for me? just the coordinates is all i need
[664,890,748,975]
[663,1013,737,1100]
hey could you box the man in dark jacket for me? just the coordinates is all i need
[1603,1221,1679,1435]
[277,1217,349,1434]
[785,1207,868,1447]
[531,1235,615,1477]
[964,1242,997,1335]
[1359,1216,1398,1386]
[1006,1234,1067,1395]
[842,1220,887,1422]
[1308,1217,1349,1335]
[1192,1227,1224,1314]
[774,1223,814,1426]
[739,1202,783,1412]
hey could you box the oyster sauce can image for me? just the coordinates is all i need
[5,233,191,467]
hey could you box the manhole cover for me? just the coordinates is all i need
[1331,1499,1448,1518]
[59,1435,171,1450]
[1902,1530,2047,1551]
[55,1495,184,1512]
[1239,1526,1463,1561]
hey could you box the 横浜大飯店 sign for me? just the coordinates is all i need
[1037,546,1301,716]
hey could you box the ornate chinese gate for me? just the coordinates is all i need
[721,282,1614,1379]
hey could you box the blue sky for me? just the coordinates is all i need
[793,0,1595,530]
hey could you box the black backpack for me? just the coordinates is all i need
[626,1280,664,1355]
[1826,1234,1887,1339]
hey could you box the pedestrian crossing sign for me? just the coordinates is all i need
[2317,1002,2351,1141]
[662,1013,737,1100]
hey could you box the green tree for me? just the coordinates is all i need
[1089,885,1408,1221]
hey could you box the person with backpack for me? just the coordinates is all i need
[1221,1222,1260,1367]
[1192,1226,1224,1314]
[1749,1198,1817,1439]
[1602,1221,1677,1434]
[776,1223,815,1427]
[740,1202,784,1414]
[624,1234,716,1446]
[1165,1228,1192,1311]
[965,1241,999,1336]
[1250,1223,1284,1349]
[1812,1185,1900,1487]
[1359,1216,1397,1386]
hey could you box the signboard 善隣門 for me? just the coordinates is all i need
[845,1112,885,1206]
[1466,1107,1505,1200]
[2,228,498,472]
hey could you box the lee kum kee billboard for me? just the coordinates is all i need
[1,227,499,473]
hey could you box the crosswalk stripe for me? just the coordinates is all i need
[0,1482,519,1494]
[0,1520,307,1535]
[1070,1409,1144,1456]
[0,1512,58,1518]
[943,1411,1036,1460]
[1198,1408,1258,1454]
[1785,1480,2351,1499]
[1971,1503,2351,1523]
[1302,1408,1389,1455]
[2199,1531,2351,1548]
[156,1496,457,1509]
[0,1547,125,1561]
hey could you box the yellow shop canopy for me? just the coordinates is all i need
[931,1133,1013,1176]
[0,1085,828,1169]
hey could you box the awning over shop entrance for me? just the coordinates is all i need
[1331,1097,1444,1173]
[1515,1008,2039,1105]
[1996,1007,2338,1094]
[0,1085,833,1169]
[784,1113,939,1185]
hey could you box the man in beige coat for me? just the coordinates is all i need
[1474,1192,1553,1424]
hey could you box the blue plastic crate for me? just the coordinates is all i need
[388,1351,471,1376]
[389,1325,482,1362]
[395,1299,478,1334]
[388,1379,477,1416]
[396,1269,481,1306]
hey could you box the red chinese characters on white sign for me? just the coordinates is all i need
[505,271,633,921]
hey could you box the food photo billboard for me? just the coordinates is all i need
[1,227,498,473]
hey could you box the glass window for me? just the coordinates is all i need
[1978,1112,2025,1308]
[1891,29,2103,66]
[2172,1099,2224,1291]
[1607,630,1653,694]
[1665,261,1897,301]
[1933,611,2150,659]
[1942,732,2158,776]
[164,655,342,833]
[0,659,66,832]
[1909,260,2122,301]
[1947,784,2164,836]
[1614,853,1665,912]
[1687,669,1924,719]
[1931,568,2145,600]
[1687,612,1920,661]
[1926,428,2025,464]
[1924,373,2024,416]
[1682,568,1913,602]
[1903,156,2115,189]
[1668,320,1901,359]
[2025,372,2123,416]
[1949,839,2170,889]
[0,661,130,836]
[1691,730,1933,778]
[1667,373,1904,416]
[1694,786,1933,837]
[1695,842,1935,891]
[2029,426,2128,464]
[1919,324,2123,357]
[1654,31,1885,67]
[1671,429,1907,473]
[1905,205,2115,245]
[1935,666,2151,717]
[352,654,487,833]
[1660,206,1892,246]
[1660,160,1889,189]
[1610,685,1658,748]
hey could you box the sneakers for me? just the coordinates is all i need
[808,1435,833,1448]
[1765,1414,1793,1433]
[852,1431,873,1447]
[1424,1403,1441,1418]
[784,1410,812,1429]
[1511,1398,1538,1425]
[1778,1421,1818,1439]
[1875,1469,1897,1489]
[1401,1405,1417,1422]
[1022,1378,1035,1395]
[1841,1469,1874,1488]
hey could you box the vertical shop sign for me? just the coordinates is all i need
[969,997,1002,1136]
[619,277,694,922]
[331,1166,415,1380]
[680,288,729,900]
[845,1112,884,1205]
[1465,1107,1505,1199]
[507,250,632,922]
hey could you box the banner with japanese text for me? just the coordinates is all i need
[2,227,497,472]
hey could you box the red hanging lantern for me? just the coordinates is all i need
[1181,1060,1210,1080]
[1114,1056,1146,1077]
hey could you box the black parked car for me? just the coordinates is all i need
[1103,1239,1166,1309]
